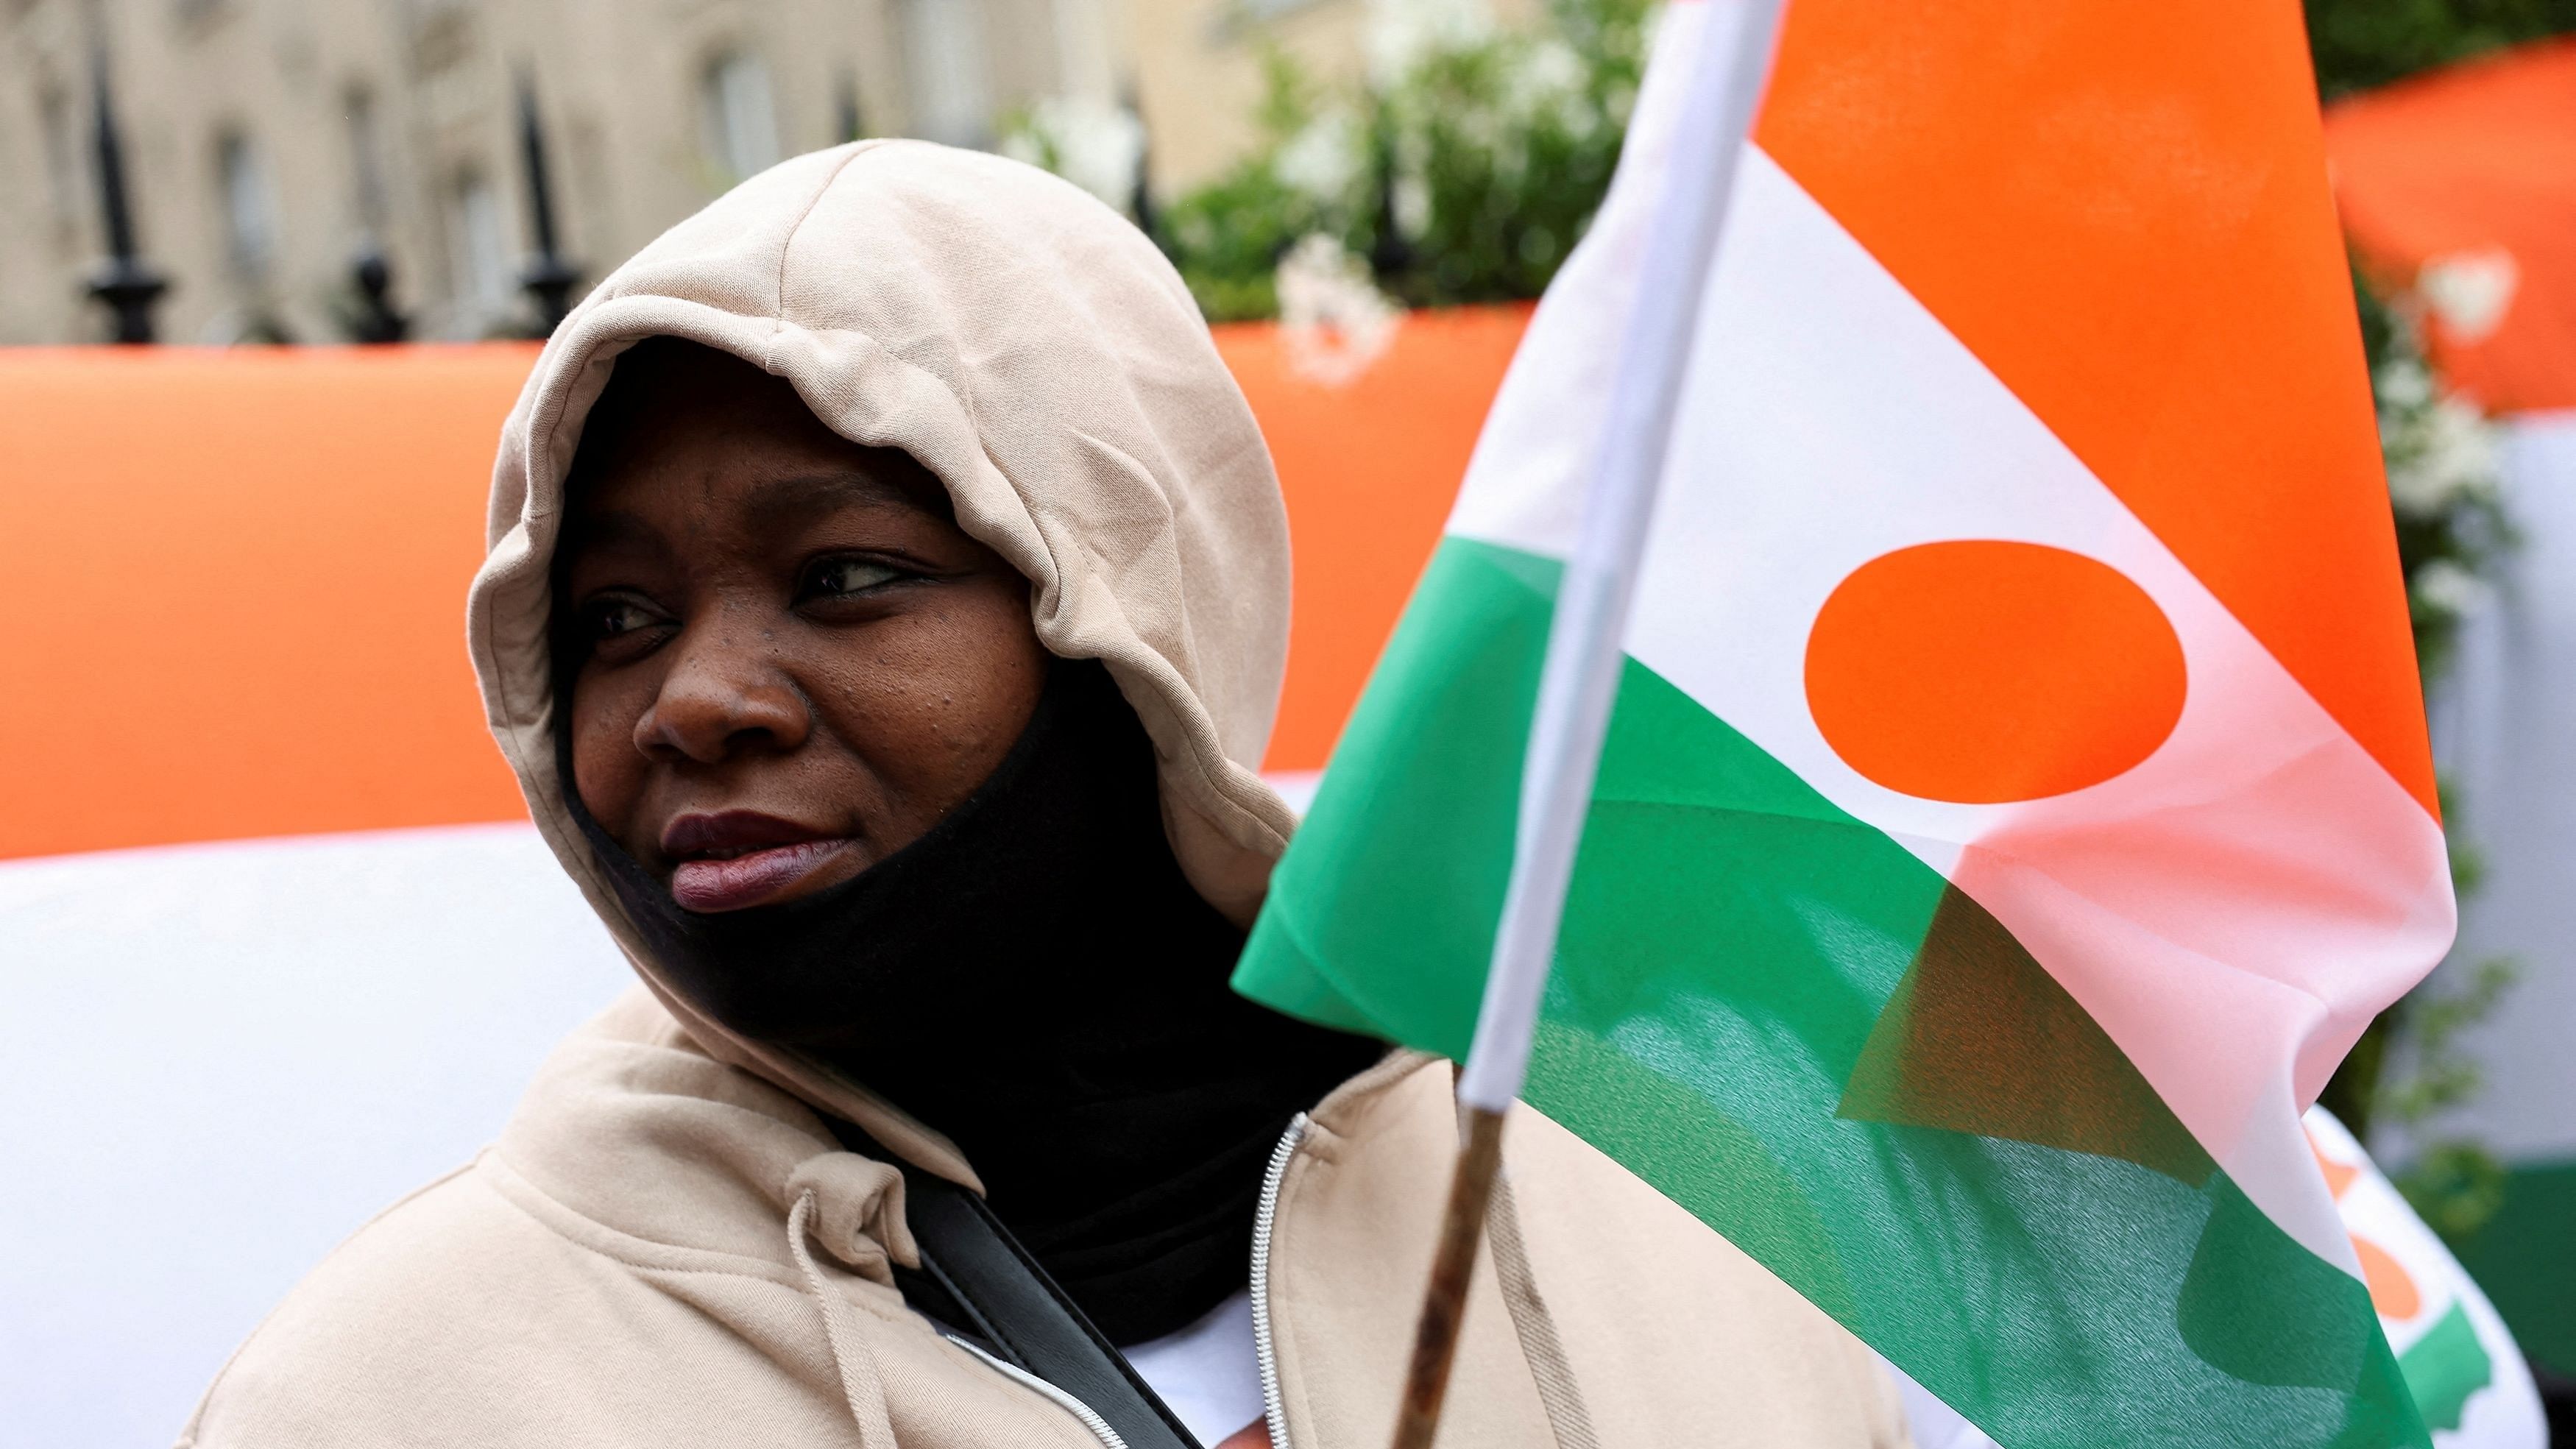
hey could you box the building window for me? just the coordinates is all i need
[216,130,277,282]
[899,0,992,149]
[701,51,781,183]
[448,169,509,319]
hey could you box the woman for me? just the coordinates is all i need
[181,143,1908,1449]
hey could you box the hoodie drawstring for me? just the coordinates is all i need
[790,1189,899,1447]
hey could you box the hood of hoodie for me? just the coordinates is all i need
[467,140,1298,1190]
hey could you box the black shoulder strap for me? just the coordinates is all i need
[825,1119,1202,1449]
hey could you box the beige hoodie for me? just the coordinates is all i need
[180,141,1911,1449]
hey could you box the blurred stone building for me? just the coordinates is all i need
[0,0,1434,345]
[0,0,1158,343]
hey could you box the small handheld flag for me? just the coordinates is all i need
[1242,1,2455,1445]
[1381,3,1789,1446]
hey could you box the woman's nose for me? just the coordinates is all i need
[633,619,813,764]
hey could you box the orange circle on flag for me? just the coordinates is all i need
[1803,541,2187,804]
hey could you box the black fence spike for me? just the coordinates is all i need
[84,43,166,344]
[515,70,581,336]
[347,243,409,344]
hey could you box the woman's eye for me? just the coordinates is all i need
[586,597,667,641]
[800,556,906,601]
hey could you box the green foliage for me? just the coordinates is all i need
[1155,0,1649,320]
[1365,0,1644,306]
[2380,956,2520,1127]
[2306,0,2576,97]
[1151,52,1340,322]
[2357,281,2513,683]
[2323,287,2519,1239]
[2384,956,2521,1238]
[2397,1143,2514,1242]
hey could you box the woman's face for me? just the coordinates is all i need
[558,344,1050,913]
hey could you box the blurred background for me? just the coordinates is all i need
[0,0,1635,344]
[1,0,2572,1442]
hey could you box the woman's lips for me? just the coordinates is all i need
[669,837,854,913]
[659,811,855,913]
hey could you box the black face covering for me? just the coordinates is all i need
[564,658,1384,1345]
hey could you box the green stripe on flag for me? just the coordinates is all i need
[1239,536,2425,1448]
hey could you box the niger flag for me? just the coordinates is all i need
[1236,1,2453,1445]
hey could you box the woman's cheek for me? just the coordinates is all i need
[567,672,653,849]
[810,651,991,795]
[813,591,1046,804]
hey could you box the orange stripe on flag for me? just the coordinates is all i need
[1756,0,2438,818]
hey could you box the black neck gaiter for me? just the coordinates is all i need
[563,659,1384,1345]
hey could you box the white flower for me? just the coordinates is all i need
[2388,394,2498,520]
[1276,233,1401,386]
[1502,38,1588,130]
[1471,93,1519,154]
[1276,110,1365,208]
[1391,173,1432,239]
[2411,559,2489,621]
[2418,247,2519,345]
[1017,98,1144,210]
[2376,357,2433,411]
[1366,0,1493,87]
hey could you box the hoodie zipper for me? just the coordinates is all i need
[944,1334,1130,1449]
[942,1113,1309,1449]
[1250,1112,1308,1449]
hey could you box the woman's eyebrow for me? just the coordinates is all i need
[743,472,926,533]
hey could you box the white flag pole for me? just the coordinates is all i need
[1390,3,1789,1445]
